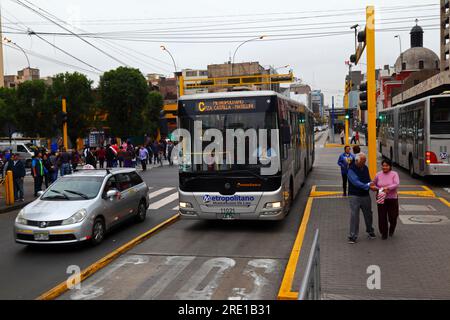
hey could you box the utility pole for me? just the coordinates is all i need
[331,96,335,143]
[0,7,5,88]
[366,6,377,179]
[62,98,68,150]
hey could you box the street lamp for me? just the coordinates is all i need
[350,24,359,52]
[4,37,31,72]
[231,36,265,76]
[160,45,178,73]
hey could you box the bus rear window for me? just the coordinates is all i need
[430,98,450,134]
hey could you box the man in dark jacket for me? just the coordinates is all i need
[5,153,26,202]
[347,152,376,244]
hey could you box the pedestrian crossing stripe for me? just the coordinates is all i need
[148,192,179,210]
[148,187,175,199]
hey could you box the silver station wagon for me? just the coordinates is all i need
[14,169,150,245]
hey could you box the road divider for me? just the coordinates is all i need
[36,213,180,300]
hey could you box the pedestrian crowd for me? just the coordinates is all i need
[337,145,400,244]
[1,138,177,205]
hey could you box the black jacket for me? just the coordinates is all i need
[5,160,26,179]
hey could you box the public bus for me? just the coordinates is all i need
[176,90,315,220]
[378,94,450,177]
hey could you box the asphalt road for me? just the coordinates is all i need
[0,164,179,300]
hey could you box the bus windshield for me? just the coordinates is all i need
[430,97,450,134]
[178,97,279,174]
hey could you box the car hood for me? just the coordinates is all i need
[21,198,97,221]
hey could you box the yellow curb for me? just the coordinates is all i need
[278,196,314,300]
[439,197,450,208]
[36,213,180,300]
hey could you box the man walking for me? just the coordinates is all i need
[167,141,175,166]
[347,152,376,244]
[58,148,72,176]
[337,146,354,197]
[4,153,26,202]
[138,146,149,171]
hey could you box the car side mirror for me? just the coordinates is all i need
[106,189,120,200]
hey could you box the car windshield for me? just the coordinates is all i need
[41,176,104,201]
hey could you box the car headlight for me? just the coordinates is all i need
[62,209,87,226]
[15,209,28,225]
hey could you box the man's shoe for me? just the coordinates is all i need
[348,237,357,244]
[368,232,376,240]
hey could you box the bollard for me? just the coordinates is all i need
[6,171,14,205]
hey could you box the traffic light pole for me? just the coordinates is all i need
[62,98,68,150]
[366,6,376,179]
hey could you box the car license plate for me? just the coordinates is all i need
[34,232,49,241]
[220,208,236,220]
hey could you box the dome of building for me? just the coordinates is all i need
[394,20,440,73]
[394,47,440,73]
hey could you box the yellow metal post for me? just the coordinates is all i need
[366,6,377,178]
[344,89,349,145]
[6,170,14,205]
[62,98,68,150]
[178,75,184,97]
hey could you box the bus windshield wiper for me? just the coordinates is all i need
[221,169,269,181]
[64,189,89,199]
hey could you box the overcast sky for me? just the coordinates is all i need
[1,0,441,106]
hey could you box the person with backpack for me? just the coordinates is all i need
[32,152,46,197]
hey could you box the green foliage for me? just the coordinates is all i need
[50,72,94,146]
[0,88,18,137]
[143,91,163,137]
[99,67,150,138]
[16,80,55,137]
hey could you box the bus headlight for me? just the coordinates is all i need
[265,202,282,209]
[179,202,193,209]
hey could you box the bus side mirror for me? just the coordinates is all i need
[281,126,291,145]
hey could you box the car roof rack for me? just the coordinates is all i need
[73,168,112,175]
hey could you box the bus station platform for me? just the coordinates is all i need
[278,184,450,300]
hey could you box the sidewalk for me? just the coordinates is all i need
[281,147,450,300]
[0,176,36,214]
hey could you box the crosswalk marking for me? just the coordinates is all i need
[148,187,175,199]
[148,192,179,210]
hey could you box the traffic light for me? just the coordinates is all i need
[359,81,368,111]
[350,27,367,65]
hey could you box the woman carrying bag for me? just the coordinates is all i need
[370,159,400,240]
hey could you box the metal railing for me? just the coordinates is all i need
[298,229,321,300]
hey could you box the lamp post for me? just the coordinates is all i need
[4,37,31,77]
[160,45,177,73]
[231,36,265,76]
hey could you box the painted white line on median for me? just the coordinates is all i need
[148,193,179,210]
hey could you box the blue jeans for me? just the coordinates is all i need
[60,163,72,176]
[52,170,58,182]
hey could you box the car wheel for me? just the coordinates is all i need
[91,218,105,246]
[135,201,147,223]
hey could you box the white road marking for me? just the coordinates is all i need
[228,259,280,300]
[148,193,179,210]
[70,255,149,300]
[175,258,236,300]
[172,206,179,211]
[139,256,195,300]
[148,187,175,199]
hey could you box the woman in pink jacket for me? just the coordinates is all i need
[370,159,400,240]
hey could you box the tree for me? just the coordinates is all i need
[16,80,55,138]
[0,88,18,139]
[142,91,163,137]
[99,67,149,138]
[50,72,95,147]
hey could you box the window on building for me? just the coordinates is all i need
[402,62,406,71]
[419,60,424,70]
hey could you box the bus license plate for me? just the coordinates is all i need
[34,232,49,241]
[220,209,236,220]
